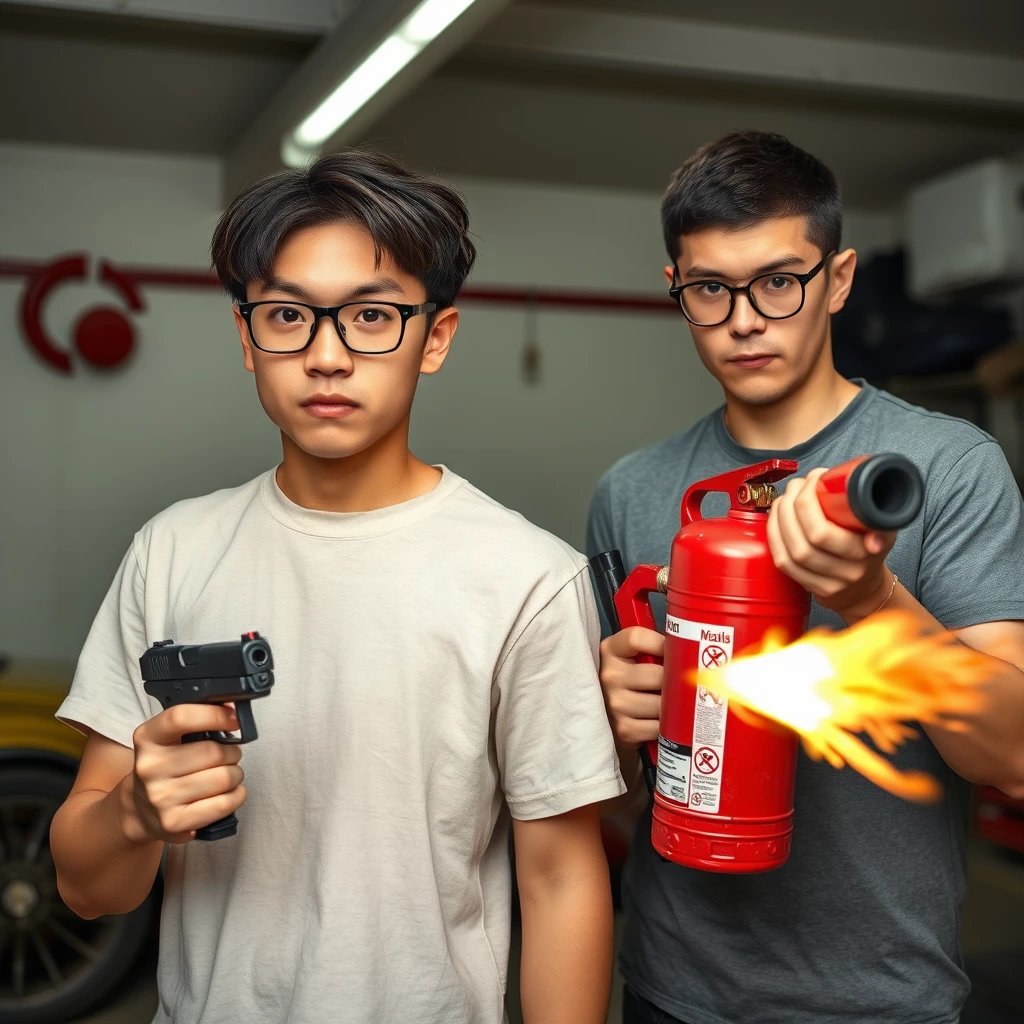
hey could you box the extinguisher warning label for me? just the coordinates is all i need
[656,736,692,804]
[667,616,734,814]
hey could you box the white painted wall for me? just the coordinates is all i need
[0,141,899,661]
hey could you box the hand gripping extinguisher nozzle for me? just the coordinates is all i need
[590,550,668,795]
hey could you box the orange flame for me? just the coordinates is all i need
[695,611,992,802]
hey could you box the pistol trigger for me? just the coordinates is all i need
[235,701,259,744]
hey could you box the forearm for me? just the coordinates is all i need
[518,851,614,1024]
[933,663,1024,798]
[51,774,164,919]
[843,579,1024,796]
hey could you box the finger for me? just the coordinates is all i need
[157,764,244,806]
[602,662,664,693]
[777,492,862,579]
[614,715,661,747]
[164,786,248,836]
[604,627,665,660]
[608,691,662,722]
[136,738,242,784]
[144,704,241,746]
[792,485,869,561]
[768,506,845,593]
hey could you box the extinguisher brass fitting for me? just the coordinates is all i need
[656,566,669,593]
[736,482,779,509]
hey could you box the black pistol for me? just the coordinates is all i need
[140,632,274,841]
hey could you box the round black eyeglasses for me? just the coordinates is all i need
[237,300,437,354]
[669,253,835,327]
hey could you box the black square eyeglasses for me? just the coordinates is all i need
[669,252,836,327]
[237,300,437,354]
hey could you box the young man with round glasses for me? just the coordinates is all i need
[51,150,624,1023]
[588,131,1024,1024]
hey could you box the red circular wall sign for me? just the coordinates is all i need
[73,306,136,368]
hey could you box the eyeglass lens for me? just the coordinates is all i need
[250,303,404,353]
[680,274,805,326]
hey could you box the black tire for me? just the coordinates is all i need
[0,763,159,1024]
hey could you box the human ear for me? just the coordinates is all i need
[827,249,857,315]
[664,265,675,285]
[419,307,458,377]
[233,306,256,373]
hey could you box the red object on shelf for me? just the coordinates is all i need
[974,786,1024,854]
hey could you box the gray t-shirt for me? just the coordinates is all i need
[586,381,1024,1024]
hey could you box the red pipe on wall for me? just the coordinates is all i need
[0,257,677,315]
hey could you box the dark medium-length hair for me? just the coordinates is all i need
[211,149,477,308]
[660,131,842,265]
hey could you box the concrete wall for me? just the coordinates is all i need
[0,141,899,661]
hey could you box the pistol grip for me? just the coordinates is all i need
[195,813,238,842]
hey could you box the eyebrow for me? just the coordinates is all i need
[261,275,406,302]
[683,254,809,280]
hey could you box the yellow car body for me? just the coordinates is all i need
[0,658,163,1024]
[0,658,83,764]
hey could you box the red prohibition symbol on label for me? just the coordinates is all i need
[695,747,720,774]
[701,644,728,668]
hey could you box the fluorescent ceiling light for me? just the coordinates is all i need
[289,0,482,156]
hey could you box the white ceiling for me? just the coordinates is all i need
[0,0,1021,206]
[545,0,1024,58]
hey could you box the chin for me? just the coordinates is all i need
[283,423,379,461]
[721,369,796,407]
[733,382,792,406]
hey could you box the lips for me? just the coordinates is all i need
[729,354,777,369]
[301,394,360,418]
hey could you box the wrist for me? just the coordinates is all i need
[833,566,896,624]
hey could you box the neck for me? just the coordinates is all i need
[275,419,440,513]
[723,348,860,451]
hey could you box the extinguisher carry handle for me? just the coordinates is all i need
[611,562,666,794]
[589,552,662,795]
[682,458,799,524]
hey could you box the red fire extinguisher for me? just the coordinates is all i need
[591,453,923,874]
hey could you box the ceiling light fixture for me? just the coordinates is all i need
[284,0,482,165]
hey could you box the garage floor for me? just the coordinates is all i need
[74,839,1024,1024]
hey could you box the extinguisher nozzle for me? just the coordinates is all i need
[848,454,924,531]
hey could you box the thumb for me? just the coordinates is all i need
[865,532,885,555]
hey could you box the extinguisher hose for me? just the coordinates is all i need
[590,550,658,795]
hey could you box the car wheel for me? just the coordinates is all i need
[0,764,159,1023]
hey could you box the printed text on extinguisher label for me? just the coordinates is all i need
[655,736,692,805]
[666,615,733,813]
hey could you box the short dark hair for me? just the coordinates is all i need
[211,149,476,308]
[660,131,842,264]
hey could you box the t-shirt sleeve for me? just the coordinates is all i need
[56,538,154,749]
[494,567,626,820]
[918,440,1024,629]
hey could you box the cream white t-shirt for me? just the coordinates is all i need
[58,467,624,1024]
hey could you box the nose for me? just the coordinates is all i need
[303,314,354,376]
[729,290,765,337]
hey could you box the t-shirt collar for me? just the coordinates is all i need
[711,378,876,464]
[261,464,464,539]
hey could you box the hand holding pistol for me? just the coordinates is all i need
[138,632,274,841]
